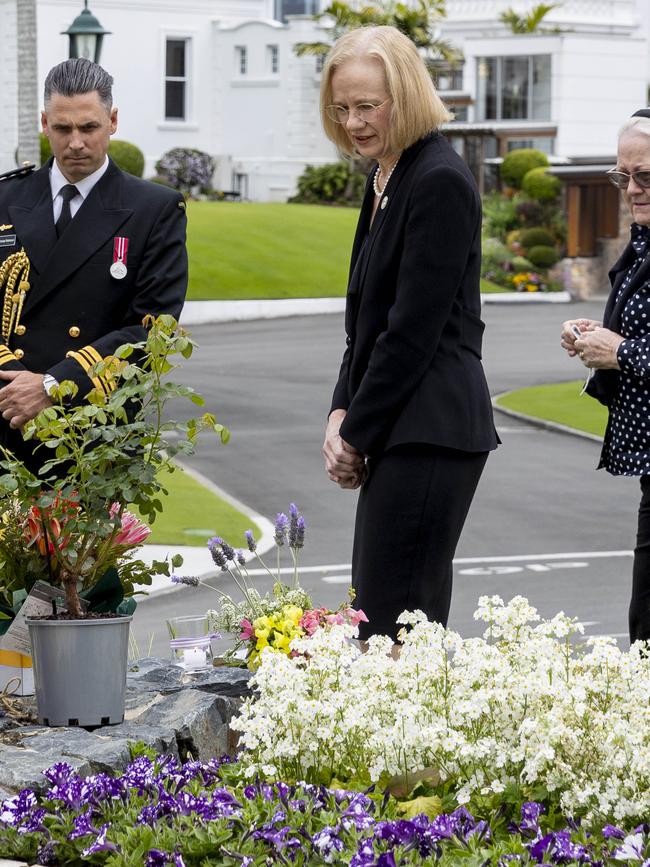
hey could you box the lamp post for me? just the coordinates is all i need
[62,1,110,65]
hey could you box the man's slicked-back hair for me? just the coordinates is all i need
[44,58,113,111]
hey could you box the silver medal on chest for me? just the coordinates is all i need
[110,261,127,280]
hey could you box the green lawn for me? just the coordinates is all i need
[135,464,259,548]
[495,380,608,438]
[186,202,358,299]
[480,278,509,293]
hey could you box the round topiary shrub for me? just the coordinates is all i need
[108,139,145,177]
[520,227,555,250]
[514,197,544,227]
[155,148,216,194]
[522,166,561,202]
[511,255,535,273]
[527,245,559,268]
[500,149,548,189]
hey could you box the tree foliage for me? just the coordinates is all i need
[295,0,461,66]
[500,2,560,34]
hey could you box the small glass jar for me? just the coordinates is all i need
[166,614,216,672]
[169,635,214,672]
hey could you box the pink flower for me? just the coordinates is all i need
[109,504,150,547]
[346,608,369,626]
[300,608,326,636]
[239,618,254,641]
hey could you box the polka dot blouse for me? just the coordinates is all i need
[601,223,650,476]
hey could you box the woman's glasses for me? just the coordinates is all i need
[606,168,650,189]
[325,98,392,124]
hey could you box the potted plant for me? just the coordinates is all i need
[0,314,227,726]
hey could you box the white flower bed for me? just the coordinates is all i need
[232,595,650,823]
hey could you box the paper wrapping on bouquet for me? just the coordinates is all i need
[0,647,33,696]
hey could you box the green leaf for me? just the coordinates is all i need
[396,794,443,818]
[81,567,125,613]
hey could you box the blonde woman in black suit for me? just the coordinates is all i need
[321,26,499,645]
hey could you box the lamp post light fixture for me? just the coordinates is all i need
[62,1,111,65]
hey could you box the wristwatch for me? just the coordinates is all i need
[42,374,59,397]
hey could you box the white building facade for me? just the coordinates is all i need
[0,0,649,199]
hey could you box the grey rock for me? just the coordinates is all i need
[0,745,90,793]
[18,729,132,775]
[131,689,230,760]
[190,665,252,697]
[94,722,179,760]
[127,657,184,692]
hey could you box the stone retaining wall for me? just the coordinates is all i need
[0,657,251,801]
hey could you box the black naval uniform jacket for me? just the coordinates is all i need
[0,157,187,456]
[331,132,498,458]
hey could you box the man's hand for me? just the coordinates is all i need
[323,408,365,490]
[0,371,52,429]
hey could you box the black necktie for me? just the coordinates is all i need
[55,184,79,238]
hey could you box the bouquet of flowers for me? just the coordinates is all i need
[172,504,367,668]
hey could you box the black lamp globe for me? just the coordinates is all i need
[62,1,111,64]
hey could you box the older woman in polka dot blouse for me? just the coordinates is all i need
[562,108,650,645]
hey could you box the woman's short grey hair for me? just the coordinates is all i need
[44,58,113,111]
[619,116,650,141]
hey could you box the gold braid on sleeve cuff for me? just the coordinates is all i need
[65,345,116,396]
[0,344,18,367]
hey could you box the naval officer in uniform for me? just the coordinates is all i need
[0,58,187,469]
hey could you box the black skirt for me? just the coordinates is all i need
[351,443,488,642]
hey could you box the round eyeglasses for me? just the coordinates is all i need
[606,168,650,189]
[325,98,392,124]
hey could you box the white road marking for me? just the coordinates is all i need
[321,575,352,584]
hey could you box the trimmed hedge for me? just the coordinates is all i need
[520,227,555,250]
[109,139,144,177]
[500,148,548,189]
[527,245,559,268]
[522,166,561,202]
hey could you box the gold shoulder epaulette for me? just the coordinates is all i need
[0,163,35,183]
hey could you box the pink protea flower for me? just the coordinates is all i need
[109,504,150,547]
[239,618,254,641]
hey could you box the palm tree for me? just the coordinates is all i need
[500,3,560,35]
[16,0,39,167]
[295,0,461,66]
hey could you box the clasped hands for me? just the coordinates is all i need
[0,370,52,430]
[322,408,365,490]
[560,318,623,369]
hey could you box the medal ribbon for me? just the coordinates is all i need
[113,236,129,266]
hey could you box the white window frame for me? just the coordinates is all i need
[267,44,279,75]
[235,45,248,76]
[161,33,194,125]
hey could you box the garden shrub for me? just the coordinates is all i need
[522,166,562,202]
[514,197,545,227]
[108,139,145,177]
[511,254,535,272]
[155,148,216,195]
[500,148,548,189]
[481,192,518,240]
[527,244,559,268]
[291,161,366,206]
[520,227,555,250]
[506,228,521,249]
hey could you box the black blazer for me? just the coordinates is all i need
[0,158,187,399]
[331,132,498,458]
[585,235,650,407]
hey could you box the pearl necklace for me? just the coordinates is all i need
[373,157,400,197]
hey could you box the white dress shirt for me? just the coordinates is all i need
[50,157,110,222]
